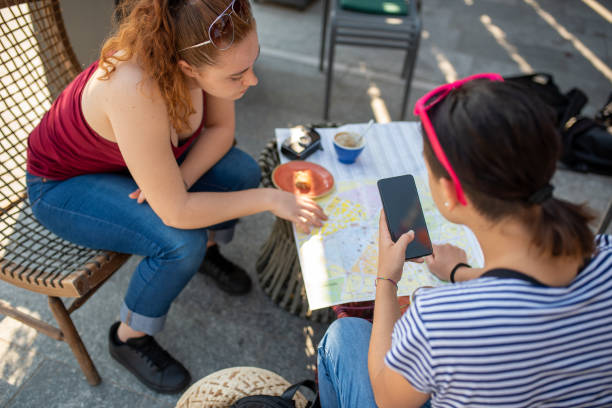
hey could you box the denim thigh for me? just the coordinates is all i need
[317,318,377,408]
[317,317,432,408]
[26,172,193,255]
[26,146,260,259]
[27,171,207,333]
[24,147,261,334]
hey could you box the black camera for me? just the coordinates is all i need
[280,126,323,160]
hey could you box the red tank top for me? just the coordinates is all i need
[27,61,205,180]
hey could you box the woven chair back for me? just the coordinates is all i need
[0,0,80,204]
[0,0,115,297]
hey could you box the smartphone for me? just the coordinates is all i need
[280,126,322,160]
[377,175,433,260]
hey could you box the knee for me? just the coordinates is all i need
[228,149,261,190]
[239,153,261,190]
[319,318,372,360]
[155,229,207,271]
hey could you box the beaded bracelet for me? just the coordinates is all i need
[450,262,471,283]
[375,277,398,288]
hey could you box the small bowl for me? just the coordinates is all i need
[333,131,365,164]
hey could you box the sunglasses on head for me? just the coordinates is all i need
[179,0,249,52]
[413,73,504,206]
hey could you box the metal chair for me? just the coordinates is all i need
[253,0,314,10]
[319,0,422,120]
[0,0,129,385]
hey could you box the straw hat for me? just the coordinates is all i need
[176,366,309,408]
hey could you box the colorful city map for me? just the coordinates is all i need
[296,176,484,310]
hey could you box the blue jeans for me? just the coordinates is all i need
[317,317,431,408]
[26,147,261,335]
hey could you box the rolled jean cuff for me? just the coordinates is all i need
[120,302,167,335]
[211,226,234,244]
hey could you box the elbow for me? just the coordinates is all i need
[160,213,182,229]
[371,381,385,407]
[371,384,397,408]
[374,397,401,408]
[158,205,186,229]
[373,390,387,408]
[156,194,191,228]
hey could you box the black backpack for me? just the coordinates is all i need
[504,73,576,124]
[559,91,612,175]
[505,73,612,176]
[230,380,319,408]
[560,115,612,175]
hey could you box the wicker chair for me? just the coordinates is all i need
[0,0,129,385]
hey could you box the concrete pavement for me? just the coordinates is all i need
[1,0,611,406]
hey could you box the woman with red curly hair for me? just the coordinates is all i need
[26,0,326,393]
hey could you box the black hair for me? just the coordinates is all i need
[423,79,595,259]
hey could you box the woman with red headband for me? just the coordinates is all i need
[26,0,326,394]
[317,75,612,407]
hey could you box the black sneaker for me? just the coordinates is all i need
[199,244,252,295]
[108,322,191,394]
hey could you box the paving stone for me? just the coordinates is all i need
[4,359,169,408]
[0,336,45,407]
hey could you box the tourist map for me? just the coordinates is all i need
[276,123,484,310]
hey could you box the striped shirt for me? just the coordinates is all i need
[385,234,612,408]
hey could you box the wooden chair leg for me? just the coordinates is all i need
[48,296,101,386]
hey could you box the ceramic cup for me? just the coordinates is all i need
[333,131,365,164]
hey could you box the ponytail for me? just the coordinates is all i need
[527,198,595,259]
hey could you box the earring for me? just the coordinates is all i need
[444,202,449,208]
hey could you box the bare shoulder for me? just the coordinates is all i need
[82,56,169,142]
[99,58,163,105]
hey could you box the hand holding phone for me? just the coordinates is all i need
[377,211,415,284]
[377,175,433,260]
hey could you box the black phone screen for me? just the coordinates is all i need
[377,175,433,260]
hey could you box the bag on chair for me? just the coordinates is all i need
[504,73,581,125]
[505,73,612,175]
[560,115,612,175]
[559,91,612,175]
